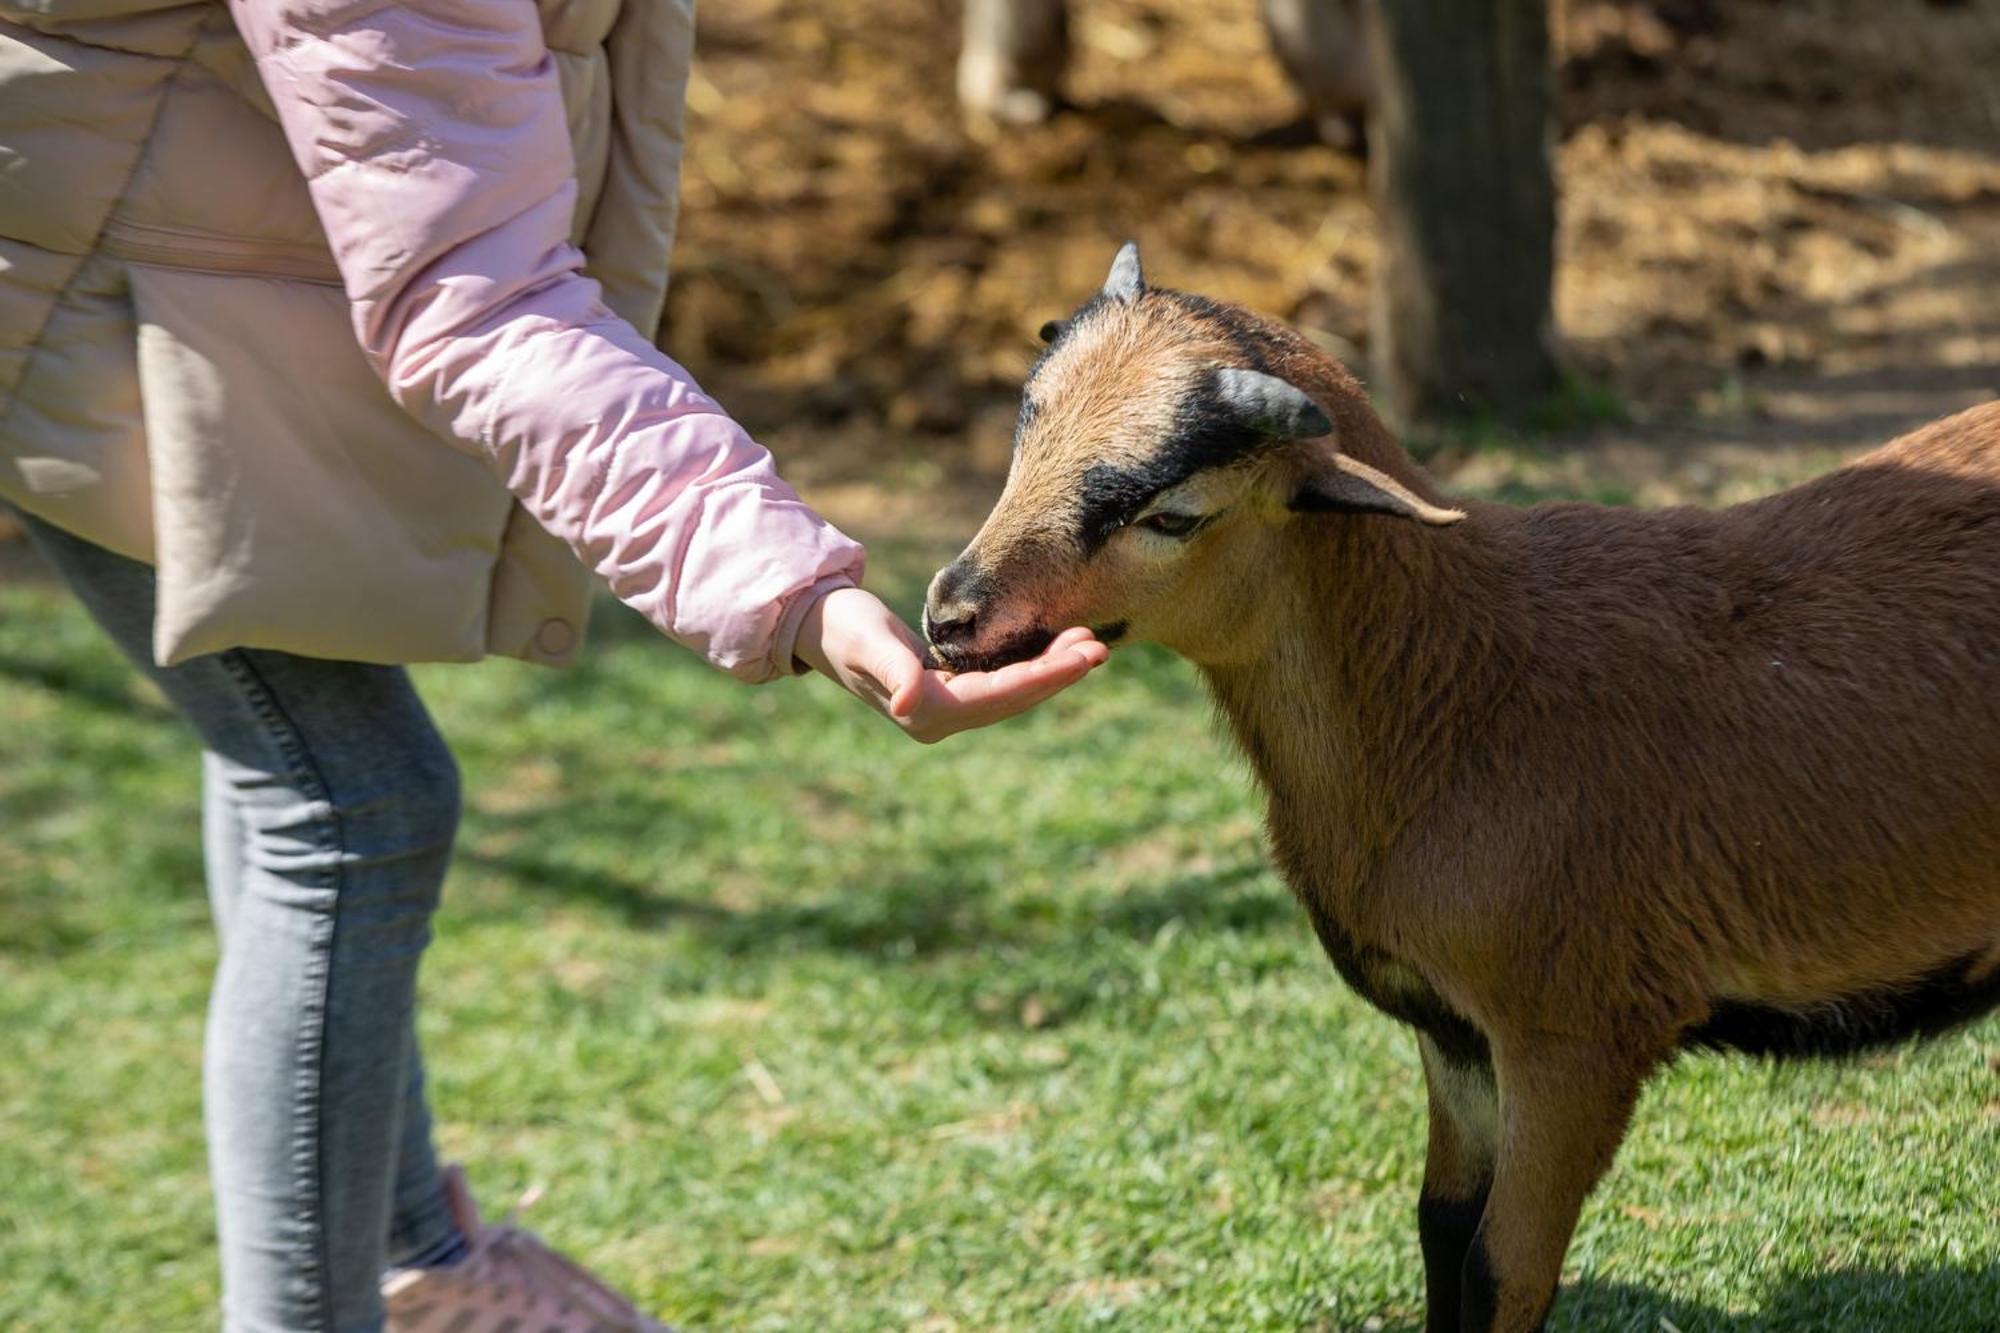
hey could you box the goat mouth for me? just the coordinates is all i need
[927,625,1055,674]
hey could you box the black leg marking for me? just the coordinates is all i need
[1419,1189,1488,1333]
[1459,1234,1500,1333]
[1418,1037,1499,1333]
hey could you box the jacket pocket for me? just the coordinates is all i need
[128,263,516,666]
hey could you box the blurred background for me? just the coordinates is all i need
[664,0,2000,547]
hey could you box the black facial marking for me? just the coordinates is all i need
[1073,373,1265,553]
[1019,282,1327,552]
[1092,620,1129,645]
[1684,952,2000,1059]
[1076,461,1174,551]
[1419,1188,1491,1333]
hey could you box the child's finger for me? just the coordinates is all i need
[942,646,1093,710]
[973,659,1090,720]
[1047,626,1096,653]
[1041,632,1107,672]
[885,658,925,719]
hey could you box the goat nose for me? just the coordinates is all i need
[924,560,981,646]
[925,603,977,646]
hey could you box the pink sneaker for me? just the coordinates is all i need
[382,1164,677,1332]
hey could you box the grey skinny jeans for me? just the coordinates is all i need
[20,513,461,1333]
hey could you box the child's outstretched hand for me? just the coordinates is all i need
[795,586,1108,743]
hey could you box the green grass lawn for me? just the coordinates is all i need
[2,530,1995,1332]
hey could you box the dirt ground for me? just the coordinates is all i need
[666,0,2000,537]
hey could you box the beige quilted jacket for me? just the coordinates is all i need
[0,0,696,667]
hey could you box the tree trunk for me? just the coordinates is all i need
[1369,0,1559,426]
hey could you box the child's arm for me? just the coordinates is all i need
[230,0,858,683]
[232,0,1105,731]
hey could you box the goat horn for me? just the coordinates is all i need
[1102,240,1144,303]
[1212,367,1333,440]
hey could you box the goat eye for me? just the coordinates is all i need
[1134,511,1206,539]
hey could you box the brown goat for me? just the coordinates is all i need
[925,244,2000,1333]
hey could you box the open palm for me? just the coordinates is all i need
[795,587,1107,742]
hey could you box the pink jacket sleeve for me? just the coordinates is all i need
[228,0,865,682]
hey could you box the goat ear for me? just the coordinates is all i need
[1038,318,1066,344]
[1292,452,1466,526]
[1213,367,1332,440]
[1101,240,1144,303]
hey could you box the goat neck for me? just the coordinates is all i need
[1200,423,1519,925]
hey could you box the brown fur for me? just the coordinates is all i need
[932,273,2000,1333]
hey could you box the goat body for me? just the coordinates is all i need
[1204,396,2000,1069]
[930,250,2000,1331]
[1215,392,2000,1330]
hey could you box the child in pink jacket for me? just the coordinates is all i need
[4,1,1105,1329]
[231,0,1103,727]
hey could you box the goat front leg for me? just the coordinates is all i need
[1459,1038,1654,1333]
[1416,1034,1499,1333]
[958,0,1068,125]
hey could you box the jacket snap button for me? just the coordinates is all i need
[534,617,576,655]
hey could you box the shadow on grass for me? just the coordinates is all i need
[454,843,735,932]
[1551,1262,2000,1332]
[454,594,1267,966]
[462,798,1291,962]
[1356,1262,2000,1333]
[1099,861,1285,938]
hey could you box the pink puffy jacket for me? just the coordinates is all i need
[234,0,865,681]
